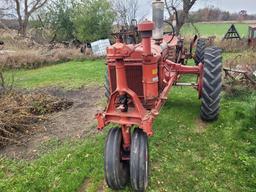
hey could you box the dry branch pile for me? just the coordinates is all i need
[0,91,73,147]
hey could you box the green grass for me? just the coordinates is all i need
[1,58,256,191]
[7,60,105,89]
[5,52,241,90]
[181,23,249,38]
[1,86,255,192]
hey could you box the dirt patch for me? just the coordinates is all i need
[77,178,91,192]
[96,181,108,192]
[0,86,104,160]
[195,118,207,133]
[77,179,107,192]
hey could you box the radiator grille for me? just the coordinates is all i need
[109,65,143,97]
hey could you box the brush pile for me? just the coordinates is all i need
[0,91,73,147]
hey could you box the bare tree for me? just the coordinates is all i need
[112,0,139,26]
[3,0,48,36]
[0,1,14,19]
[165,0,197,34]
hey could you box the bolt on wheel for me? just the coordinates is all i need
[130,128,149,192]
[104,128,129,190]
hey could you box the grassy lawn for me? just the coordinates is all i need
[181,23,249,38]
[7,60,105,89]
[4,52,245,90]
[1,56,256,191]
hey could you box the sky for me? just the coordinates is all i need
[139,0,256,19]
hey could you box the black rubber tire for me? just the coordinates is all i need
[130,128,149,192]
[104,68,110,99]
[200,46,222,121]
[195,38,206,65]
[104,128,129,190]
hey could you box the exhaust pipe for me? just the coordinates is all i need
[152,0,164,40]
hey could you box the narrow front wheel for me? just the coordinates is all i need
[130,128,149,192]
[104,128,129,190]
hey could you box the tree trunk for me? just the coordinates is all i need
[165,0,197,35]
[14,0,48,37]
[18,25,25,36]
[176,12,186,35]
[18,18,28,37]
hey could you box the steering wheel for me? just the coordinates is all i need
[163,20,175,44]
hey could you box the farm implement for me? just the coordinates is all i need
[96,0,222,191]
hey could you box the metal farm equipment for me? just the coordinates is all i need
[248,25,256,47]
[96,0,222,191]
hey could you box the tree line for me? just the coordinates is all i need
[1,0,203,41]
[1,0,255,43]
[190,7,256,22]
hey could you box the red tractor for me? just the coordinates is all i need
[96,0,222,191]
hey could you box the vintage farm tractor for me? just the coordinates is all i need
[96,0,222,191]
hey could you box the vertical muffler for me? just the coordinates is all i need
[152,0,164,40]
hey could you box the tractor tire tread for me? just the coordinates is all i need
[195,38,206,65]
[104,128,129,190]
[130,128,149,192]
[200,46,222,121]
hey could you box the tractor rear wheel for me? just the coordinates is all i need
[195,38,206,65]
[104,128,129,190]
[130,128,149,192]
[200,46,222,121]
[104,68,110,99]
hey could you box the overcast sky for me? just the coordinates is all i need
[139,0,256,19]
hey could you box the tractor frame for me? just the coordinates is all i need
[96,22,203,137]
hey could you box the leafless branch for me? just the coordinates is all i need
[1,0,48,36]
[165,0,198,34]
[112,0,139,26]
